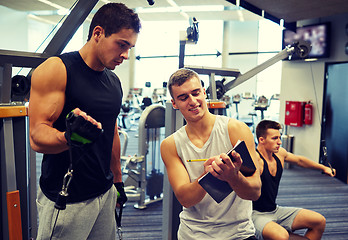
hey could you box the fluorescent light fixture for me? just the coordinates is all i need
[179,11,190,20]
[166,0,179,8]
[181,5,224,12]
[136,0,225,21]
[304,58,318,62]
[280,19,284,28]
[57,8,70,15]
[237,9,245,22]
[136,5,224,13]
[28,13,57,25]
[136,7,177,13]
[37,0,66,10]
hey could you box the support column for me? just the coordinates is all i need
[128,48,136,89]
[222,20,231,68]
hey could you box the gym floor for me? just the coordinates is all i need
[118,165,348,240]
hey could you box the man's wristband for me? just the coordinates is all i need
[114,182,125,190]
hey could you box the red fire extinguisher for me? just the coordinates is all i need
[304,101,313,125]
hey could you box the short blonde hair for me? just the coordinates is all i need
[167,68,200,98]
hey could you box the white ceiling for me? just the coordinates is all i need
[0,0,261,24]
[0,0,348,25]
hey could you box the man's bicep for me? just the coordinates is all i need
[233,120,259,165]
[283,150,299,164]
[160,138,190,191]
[29,57,67,126]
[112,123,121,157]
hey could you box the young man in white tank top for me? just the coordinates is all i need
[160,68,261,239]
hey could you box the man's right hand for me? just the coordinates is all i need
[65,108,103,146]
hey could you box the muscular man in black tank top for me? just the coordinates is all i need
[29,3,141,239]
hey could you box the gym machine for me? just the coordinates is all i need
[120,88,144,130]
[232,92,257,131]
[185,39,311,105]
[254,95,269,120]
[0,51,48,240]
[122,104,166,209]
[253,93,281,120]
[152,87,167,105]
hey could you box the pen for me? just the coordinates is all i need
[186,159,208,162]
[186,158,227,164]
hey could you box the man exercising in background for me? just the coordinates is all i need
[253,120,335,240]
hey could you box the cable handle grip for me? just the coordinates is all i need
[115,204,123,240]
[65,111,104,145]
[321,140,335,176]
[54,170,73,210]
[66,111,77,123]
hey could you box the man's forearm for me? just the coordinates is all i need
[298,157,326,171]
[228,172,261,201]
[30,124,69,154]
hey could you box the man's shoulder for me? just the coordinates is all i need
[58,51,81,68]
[59,51,78,57]
[32,56,66,84]
[274,148,287,163]
[277,147,288,156]
[161,134,175,146]
[227,117,248,131]
[104,68,120,82]
[160,135,176,157]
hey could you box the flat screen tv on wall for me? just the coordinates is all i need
[282,22,330,60]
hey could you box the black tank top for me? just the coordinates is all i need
[252,149,283,212]
[40,51,123,203]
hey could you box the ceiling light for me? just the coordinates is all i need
[57,9,70,15]
[37,0,66,10]
[166,0,178,8]
[237,10,244,22]
[28,13,57,25]
[304,58,318,62]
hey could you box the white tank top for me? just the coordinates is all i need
[173,115,255,240]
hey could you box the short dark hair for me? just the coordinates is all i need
[256,120,282,140]
[168,68,200,98]
[87,3,141,41]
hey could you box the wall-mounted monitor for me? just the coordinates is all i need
[282,22,330,60]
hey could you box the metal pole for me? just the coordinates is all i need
[224,47,294,91]
[43,0,99,55]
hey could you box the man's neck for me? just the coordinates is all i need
[79,43,105,72]
[257,146,274,162]
[186,111,215,132]
[185,112,216,148]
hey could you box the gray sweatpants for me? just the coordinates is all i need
[36,186,117,240]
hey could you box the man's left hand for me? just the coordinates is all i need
[114,182,128,207]
[322,166,336,177]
